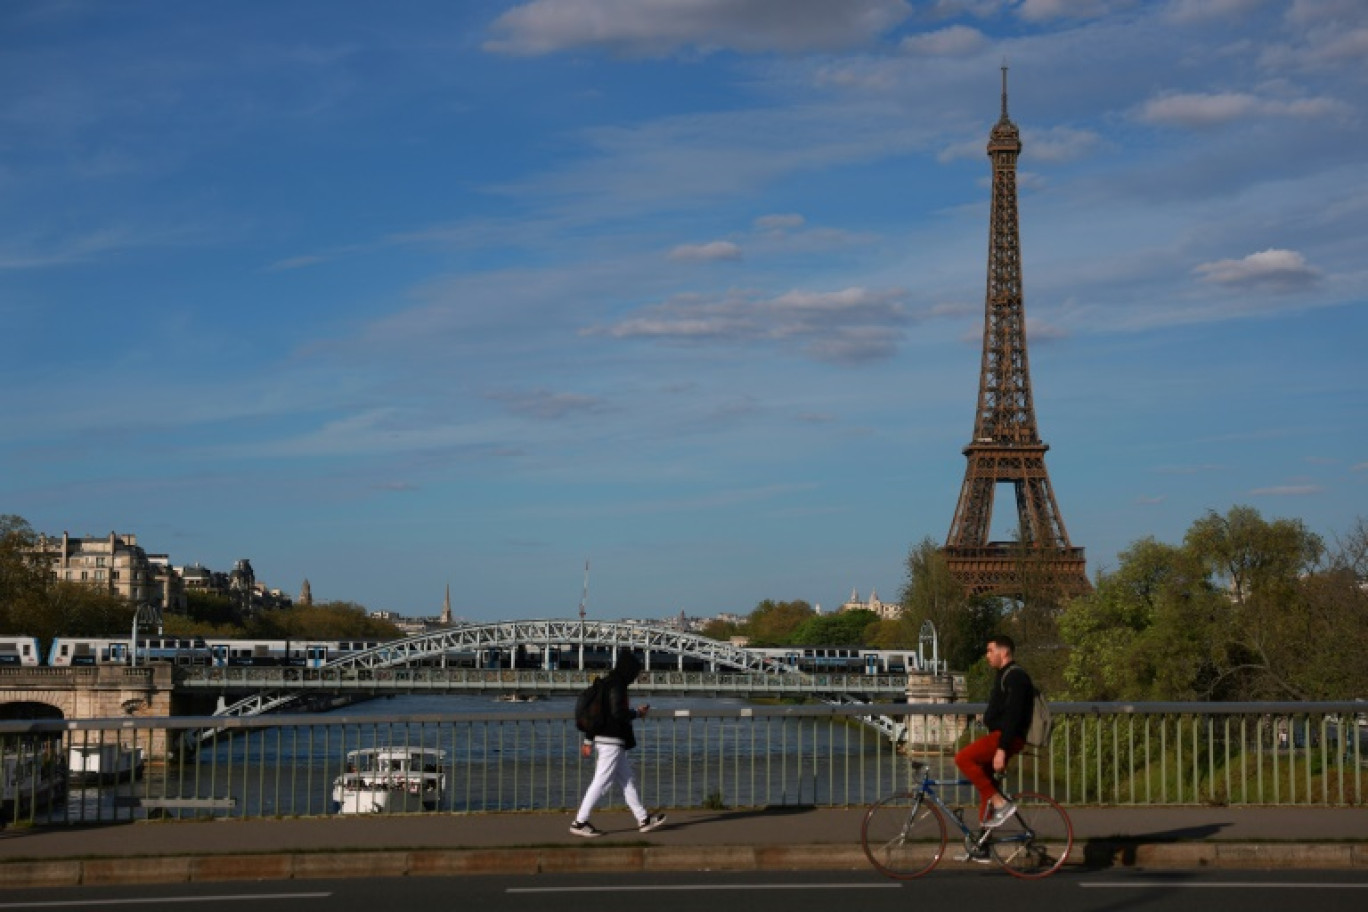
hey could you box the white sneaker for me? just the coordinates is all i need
[638,812,667,833]
[983,801,1017,829]
[569,820,603,837]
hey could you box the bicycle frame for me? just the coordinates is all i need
[861,760,1073,879]
[904,766,993,849]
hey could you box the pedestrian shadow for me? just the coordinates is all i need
[1080,824,1228,868]
[675,805,819,826]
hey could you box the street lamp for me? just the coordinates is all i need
[130,602,163,667]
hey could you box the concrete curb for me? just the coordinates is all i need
[3,841,1366,889]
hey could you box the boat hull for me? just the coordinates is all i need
[67,746,146,786]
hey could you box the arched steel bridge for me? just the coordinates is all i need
[183,620,920,739]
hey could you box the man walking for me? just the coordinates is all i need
[569,651,667,837]
[954,635,1033,833]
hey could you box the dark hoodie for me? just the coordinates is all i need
[984,661,1033,749]
[596,652,642,749]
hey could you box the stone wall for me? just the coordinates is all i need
[0,665,175,756]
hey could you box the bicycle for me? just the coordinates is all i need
[861,760,1073,880]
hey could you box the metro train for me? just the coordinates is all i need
[46,636,384,668]
[0,635,42,666]
[749,646,928,675]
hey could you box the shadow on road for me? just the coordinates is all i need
[1081,823,1228,868]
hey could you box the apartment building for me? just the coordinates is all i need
[34,531,180,609]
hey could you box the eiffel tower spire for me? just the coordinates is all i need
[941,68,1090,598]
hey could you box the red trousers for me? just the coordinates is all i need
[954,731,1025,820]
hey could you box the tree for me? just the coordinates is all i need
[898,538,968,663]
[183,590,239,627]
[1058,538,1218,700]
[898,538,1006,673]
[0,515,50,631]
[699,618,740,642]
[245,600,401,639]
[864,618,917,649]
[9,583,134,656]
[789,609,880,646]
[1059,507,1365,701]
[742,599,815,646]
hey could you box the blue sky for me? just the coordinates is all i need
[2,0,1364,623]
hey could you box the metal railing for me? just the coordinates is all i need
[2,701,1363,826]
[171,666,914,697]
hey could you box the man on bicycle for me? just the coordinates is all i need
[955,634,1032,831]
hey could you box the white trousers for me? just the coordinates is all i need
[575,740,647,823]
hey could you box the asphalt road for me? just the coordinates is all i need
[4,870,1368,912]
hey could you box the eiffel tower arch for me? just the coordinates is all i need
[941,69,1090,600]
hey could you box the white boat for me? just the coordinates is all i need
[66,743,146,785]
[331,747,446,814]
[1,741,67,816]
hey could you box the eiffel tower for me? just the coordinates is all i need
[941,69,1090,599]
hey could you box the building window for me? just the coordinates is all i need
[94,570,105,580]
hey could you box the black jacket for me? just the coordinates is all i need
[984,662,1033,748]
[595,653,642,749]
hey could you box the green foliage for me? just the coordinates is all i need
[245,600,402,639]
[789,609,879,646]
[184,590,238,627]
[1059,506,1368,701]
[0,516,50,631]
[897,537,967,660]
[1,516,135,653]
[741,599,814,646]
[700,618,740,641]
[863,618,917,649]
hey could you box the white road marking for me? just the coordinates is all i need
[0,893,331,909]
[508,883,901,893]
[1081,882,1368,889]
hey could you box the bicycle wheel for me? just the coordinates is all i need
[987,791,1073,879]
[861,792,947,879]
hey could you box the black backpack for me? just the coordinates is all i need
[574,677,609,737]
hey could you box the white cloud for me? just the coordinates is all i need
[1249,484,1324,496]
[1164,0,1270,25]
[1027,318,1071,342]
[669,240,742,262]
[484,0,912,57]
[1137,91,1341,127]
[1194,248,1321,293]
[1016,0,1114,22]
[900,25,987,56]
[754,213,805,232]
[585,285,920,363]
[1024,125,1103,163]
[486,389,609,420]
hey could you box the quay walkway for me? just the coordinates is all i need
[2,805,1364,888]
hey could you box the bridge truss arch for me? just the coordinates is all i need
[210,620,795,720]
